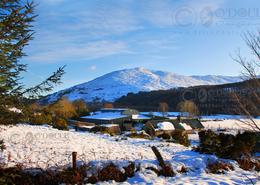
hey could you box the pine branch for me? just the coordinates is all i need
[23,66,66,99]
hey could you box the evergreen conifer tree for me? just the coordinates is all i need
[0,0,65,124]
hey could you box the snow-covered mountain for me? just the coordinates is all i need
[42,67,242,103]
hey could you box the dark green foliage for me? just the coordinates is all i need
[218,133,236,158]
[23,66,66,99]
[0,0,35,124]
[197,130,222,155]
[0,0,65,125]
[233,132,257,158]
[197,130,257,159]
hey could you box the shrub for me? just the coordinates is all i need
[98,163,127,182]
[232,132,257,158]
[53,117,68,130]
[207,161,234,174]
[237,156,260,172]
[103,103,114,109]
[218,133,236,158]
[0,140,6,151]
[87,162,136,183]
[0,162,136,184]
[171,130,190,147]
[29,113,52,125]
[72,99,89,118]
[48,97,76,119]
[0,166,34,185]
[197,130,257,159]
[197,130,221,155]
[159,133,172,140]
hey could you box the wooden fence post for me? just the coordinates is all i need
[151,146,166,169]
[72,152,77,170]
[151,146,175,177]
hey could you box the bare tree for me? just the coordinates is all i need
[232,30,260,131]
[103,103,114,109]
[177,100,199,117]
[158,102,169,117]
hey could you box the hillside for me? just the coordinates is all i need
[115,79,260,115]
[41,67,242,103]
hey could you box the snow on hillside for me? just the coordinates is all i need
[42,67,242,103]
[0,124,259,184]
[191,75,242,84]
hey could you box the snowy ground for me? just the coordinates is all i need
[0,124,259,185]
[201,119,260,132]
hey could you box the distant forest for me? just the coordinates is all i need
[115,79,260,116]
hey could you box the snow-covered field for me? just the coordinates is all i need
[201,119,260,131]
[0,124,259,184]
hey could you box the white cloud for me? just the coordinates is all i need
[89,65,97,71]
[25,0,227,64]
[26,40,130,63]
[42,0,65,4]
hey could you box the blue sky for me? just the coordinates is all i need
[22,0,260,92]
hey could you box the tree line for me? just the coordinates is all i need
[115,79,260,116]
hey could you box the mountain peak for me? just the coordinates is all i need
[42,68,242,103]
